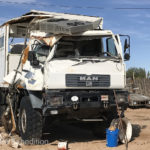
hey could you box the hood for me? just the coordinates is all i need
[46,59,124,74]
[44,59,125,89]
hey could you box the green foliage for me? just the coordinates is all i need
[126,67,146,79]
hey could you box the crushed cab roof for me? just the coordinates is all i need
[1,10,103,29]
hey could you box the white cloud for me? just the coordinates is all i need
[127,13,150,20]
[145,14,150,18]
[110,27,150,41]
[137,20,146,24]
[0,0,36,4]
[127,14,141,18]
[113,0,150,5]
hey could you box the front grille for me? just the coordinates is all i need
[66,74,110,87]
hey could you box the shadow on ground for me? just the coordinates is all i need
[132,124,146,140]
[42,122,105,144]
[43,122,145,144]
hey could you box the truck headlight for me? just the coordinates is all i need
[133,101,137,105]
[116,94,126,103]
[48,96,63,106]
[71,96,79,102]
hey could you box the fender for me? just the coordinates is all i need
[28,91,43,109]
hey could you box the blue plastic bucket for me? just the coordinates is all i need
[106,128,119,147]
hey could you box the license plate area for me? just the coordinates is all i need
[101,95,109,101]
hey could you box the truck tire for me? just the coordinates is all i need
[111,117,132,143]
[18,96,43,143]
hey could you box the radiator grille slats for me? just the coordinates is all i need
[66,74,110,87]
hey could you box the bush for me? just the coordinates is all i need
[126,67,146,79]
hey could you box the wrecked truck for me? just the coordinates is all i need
[0,10,132,143]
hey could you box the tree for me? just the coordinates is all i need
[126,67,146,79]
[147,71,150,79]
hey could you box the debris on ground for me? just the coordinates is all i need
[0,127,22,148]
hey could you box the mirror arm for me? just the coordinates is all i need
[119,34,130,55]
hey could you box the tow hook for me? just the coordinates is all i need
[73,102,79,110]
[103,101,109,108]
[71,96,79,110]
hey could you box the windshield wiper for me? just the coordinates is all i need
[72,59,101,66]
[72,57,121,66]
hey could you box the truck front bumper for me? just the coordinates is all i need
[42,90,128,117]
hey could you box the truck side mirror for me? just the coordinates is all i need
[124,39,130,61]
[124,39,130,53]
[124,53,130,60]
[28,51,39,66]
[119,35,131,61]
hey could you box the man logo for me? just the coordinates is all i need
[86,81,92,87]
[80,76,98,81]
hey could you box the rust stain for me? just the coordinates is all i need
[17,84,24,89]
[2,82,9,85]
[22,45,29,65]
[42,36,54,46]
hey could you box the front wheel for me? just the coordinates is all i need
[18,96,43,143]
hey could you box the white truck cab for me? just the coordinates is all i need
[0,10,132,143]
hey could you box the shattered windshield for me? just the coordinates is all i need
[32,40,51,63]
[54,36,118,59]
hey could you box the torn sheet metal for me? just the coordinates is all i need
[1,10,103,35]
[42,36,62,47]
[27,10,102,25]
[1,10,102,27]
[30,30,52,38]
[3,71,21,84]
[21,45,29,66]
[23,70,44,91]
[30,18,100,35]
[4,61,44,91]
[30,35,62,46]
[22,61,44,91]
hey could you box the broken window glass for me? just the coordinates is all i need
[54,36,118,59]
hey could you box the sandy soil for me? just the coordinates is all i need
[0,108,150,150]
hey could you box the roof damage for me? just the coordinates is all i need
[1,10,103,37]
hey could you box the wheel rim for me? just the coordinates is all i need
[119,120,127,141]
[21,109,27,133]
[119,119,132,143]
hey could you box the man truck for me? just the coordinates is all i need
[0,10,132,143]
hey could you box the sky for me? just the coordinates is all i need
[0,0,150,71]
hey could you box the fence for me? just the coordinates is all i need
[127,78,150,97]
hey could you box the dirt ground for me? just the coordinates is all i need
[0,108,150,150]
